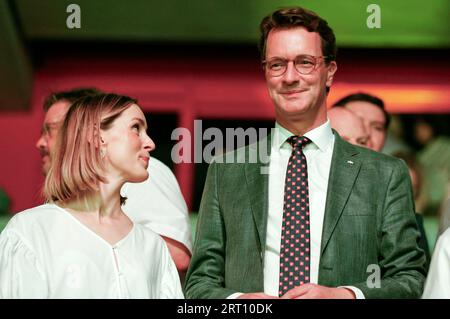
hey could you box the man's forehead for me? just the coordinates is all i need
[43,120,61,128]
[44,100,71,122]
[266,27,322,55]
[345,101,386,123]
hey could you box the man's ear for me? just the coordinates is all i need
[326,61,337,87]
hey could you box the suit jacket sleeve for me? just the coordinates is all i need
[352,159,427,298]
[184,161,238,298]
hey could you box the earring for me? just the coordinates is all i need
[100,148,106,158]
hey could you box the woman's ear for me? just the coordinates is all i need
[87,124,103,149]
[99,133,105,145]
[98,131,107,158]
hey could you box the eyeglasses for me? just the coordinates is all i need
[262,54,332,77]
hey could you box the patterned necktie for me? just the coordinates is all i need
[278,135,311,297]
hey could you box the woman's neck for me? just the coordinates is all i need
[59,178,124,219]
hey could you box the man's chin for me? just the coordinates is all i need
[42,167,50,176]
[41,160,51,176]
[277,103,310,116]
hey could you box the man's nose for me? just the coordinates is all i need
[366,136,374,150]
[36,135,47,150]
[282,61,301,84]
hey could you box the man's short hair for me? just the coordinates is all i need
[43,87,102,111]
[259,7,337,63]
[333,92,391,129]
[44,93,137,205]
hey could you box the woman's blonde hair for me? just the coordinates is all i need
[44,93,137,204]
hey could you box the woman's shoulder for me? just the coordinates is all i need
[132,223,167,249]
[0,204,62,254]
[133,222,163,239]
[3,204,63,234]
[11,203,60,220]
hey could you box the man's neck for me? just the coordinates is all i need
[276,107,328,136]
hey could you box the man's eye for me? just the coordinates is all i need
[297,58,314,65]
[48,127,58,137]
[269,61,285,70]
[373,125,384,132]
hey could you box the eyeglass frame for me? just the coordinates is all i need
[262,54,334,77]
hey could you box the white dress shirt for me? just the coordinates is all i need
[263,120,364,298]
[264,120,333,295]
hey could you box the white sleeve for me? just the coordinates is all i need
[339,286,365,299]
[159,240,184,299]
[0,225,48,299]
[422,229,450,299]
[122,157,192,252]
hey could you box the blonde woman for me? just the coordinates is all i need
[0,94,183,298]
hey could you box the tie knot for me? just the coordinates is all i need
[287,136,311,149]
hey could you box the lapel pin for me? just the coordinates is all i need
[347,160,354,165]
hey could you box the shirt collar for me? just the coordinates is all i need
[273,120,334,152]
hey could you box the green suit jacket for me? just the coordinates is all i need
[185,132,426,298]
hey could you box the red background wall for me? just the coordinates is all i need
[0,52,449,213]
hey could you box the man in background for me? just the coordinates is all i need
[328,107,370,148]
[332,93,430,268]
[333,92,388,152]
[328,99,431,269]
[36,88,192,275]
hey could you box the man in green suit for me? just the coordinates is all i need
[185,7,426,299]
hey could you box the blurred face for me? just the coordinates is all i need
[414,121,434,146]
[36,101,71,175]
[100,104,155,183]
[328,108,371,148]
[344,101,386,152]
[265,27,337,127]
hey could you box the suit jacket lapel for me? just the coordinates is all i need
[244,133,272,259]
[321,131,362,256]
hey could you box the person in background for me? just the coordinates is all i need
[333,92,389,152]
[408,116,450,229]
[0,93,183,298]
[392,151,431,270]
[328,107,370,148]
[333,93,431,268]
[35,88,192,277]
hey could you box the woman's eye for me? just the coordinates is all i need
[132,124,140,132]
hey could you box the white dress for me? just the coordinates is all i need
[121,157,192,252]
[0,204,184,299]
[422,227,450,298]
